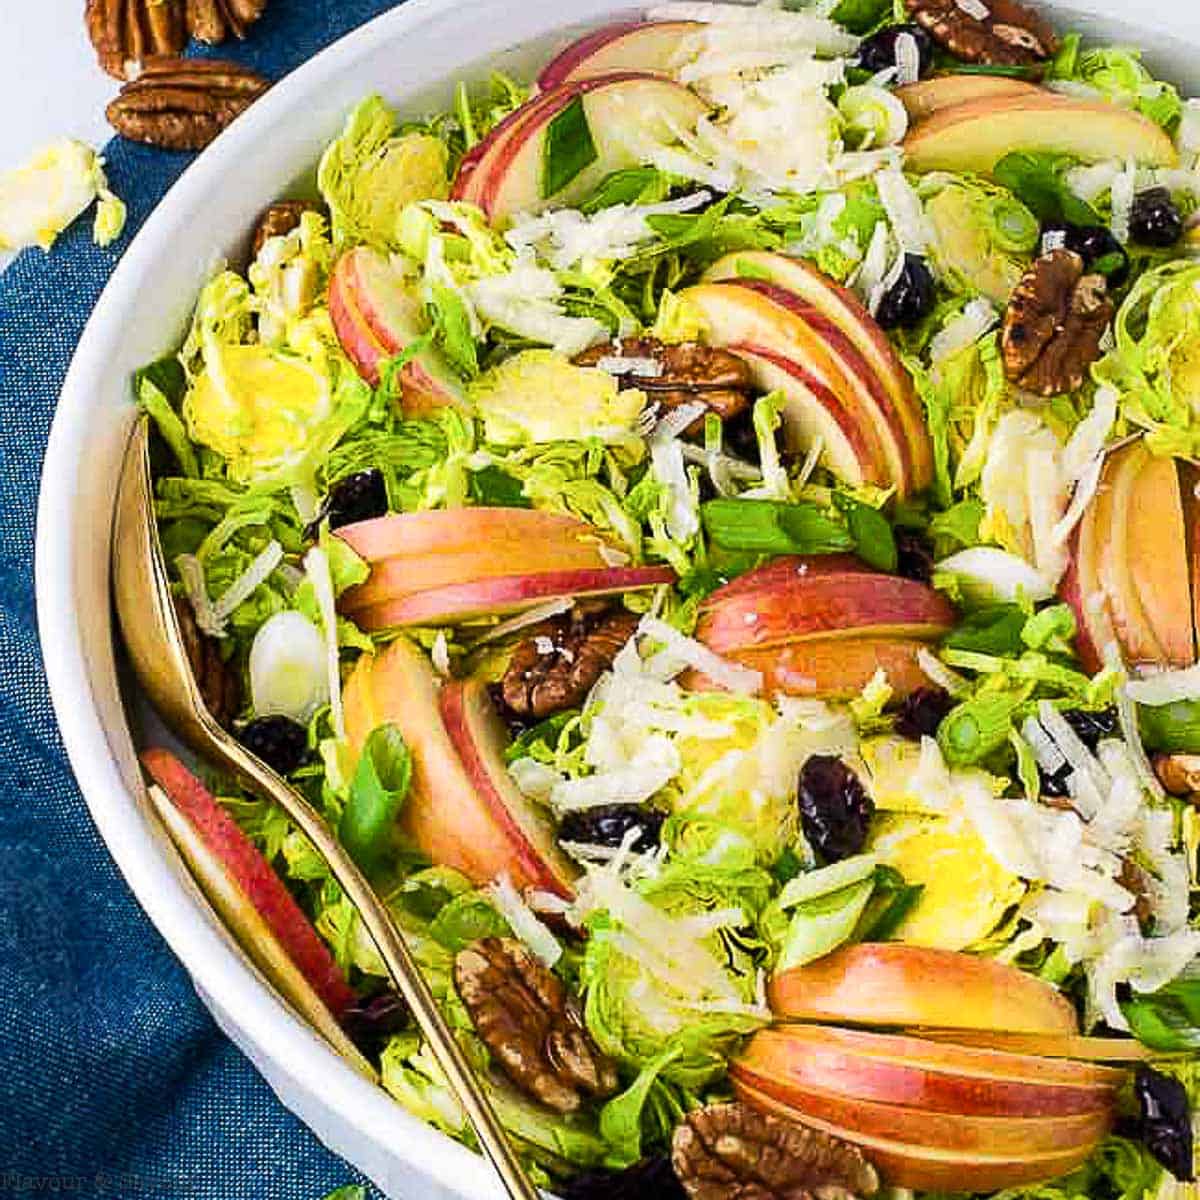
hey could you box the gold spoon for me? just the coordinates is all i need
[113,415,540,1200]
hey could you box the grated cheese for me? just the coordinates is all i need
[894,32,921,86]
[1127,663,1200,706]
[955,0,990,18]
[639,615,763,694]
[875,168,931,254]
[489,873,562,968]
[596,355,664,378]
[929,299,998,363]
[1110,160,1138,244]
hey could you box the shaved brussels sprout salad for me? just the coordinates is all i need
[135,1,1200,1196]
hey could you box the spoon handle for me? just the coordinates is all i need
[221,736,542,1200]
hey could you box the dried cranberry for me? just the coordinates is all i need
[876,255,937,330]
[1130,188,1183,249]
[1063,707,1119,750]
[341,989,408,1059]
[798,755,874,863]
[895,527,935,582]
[239,715,309,776]
[894,688,955,740]
[1134,1065,1195,1182]
[559,1155,687,1200]
[327,469,389,530]
[559,804,664,852]
[856,24,934,76]
[1043,223,1130,287]
[721,408,761,464]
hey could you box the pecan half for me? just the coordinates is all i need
[672,1103,879,1200]
[905,0,1058,66]
[454,938,618,1113]
[174,596,240,727]
[500,606,639,721]
[107,57,271,151]
[85,0,188,81]
[251,199,324,258]
[186,0,269,43]
[576,337,756,434]
[1153,753,1200,799]
[1118,857,1155,932]
[1001,250,1113,396]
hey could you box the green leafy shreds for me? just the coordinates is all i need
[427,281,480,379]
[1048,37,1183,131]
[542,94,599,199]
[993,152,1101,228]
[579,167,672,215]
[338,724,412,878]
[701,498,853,556]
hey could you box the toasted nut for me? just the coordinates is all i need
[107,57,270,151]
[1001,250,1113,395]
[85,0,188,81]
[499,607,639,721]
[576,337,756,434]
[672,1102,879,1200]
[186,0,269,43]
[173,596,240,727]
[251,199,324,258]
[905,0,1058,66]
[454,938,618,1113]
[1153,754,1200,798]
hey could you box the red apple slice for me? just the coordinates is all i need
[537,20,701,90]
[141,749,360,1024]
[728,344,890,487]
[344,637,576,895]
[896,75,1043,123]
[912,1028,1154,1062]
[698,570,955,653]
[477,73,710,221]
[735,1076,1103,1193]
[703,252,932,492]
[351,564,674,630]
[769,944,1079,1035]
[703,554,873,600]
[329,246,467,412]
[336,508,608,564]
[439,678,577,898]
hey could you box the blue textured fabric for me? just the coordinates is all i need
[0,5,401,1196]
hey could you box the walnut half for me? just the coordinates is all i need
[454,938,618,1113]
[1001,250,1113,396]
[672,1103,879,1200]
[905,0,1058,66]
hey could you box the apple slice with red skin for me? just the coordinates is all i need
[688,636,934,700]
[350,564,674,631]
[344,637,577,896]
[682,280,913,495]
[703,251,932,491]
[340,541,612,613]
[475,73,710,221]
[896,75,1043,123]
[141,748,361,1026]
[1058,523,1109,675]
[337,508,609,564]
[912,1028,1153,1063]
[329,246,467,412]
[735,1076,1103,1193]
[536,20,701,90]
[728,344,890,488]
[697,570,955,654]
[769,944,1079,1035]
[703,553,872,601]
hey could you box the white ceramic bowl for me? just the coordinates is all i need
[35,1,1200,1195]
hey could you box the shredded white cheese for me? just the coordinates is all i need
[894,32,921,86]
[489,874,562,968]
[929,299,998,364]
[1110,160,1138,244]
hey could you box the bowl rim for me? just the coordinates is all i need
[34,2,540,1196]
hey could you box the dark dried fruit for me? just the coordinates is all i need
[1130,187,1184,248]
[174,596,240,727]
[875,255,936,330]
[1042,223,1129,287]
[559,1155,688,1200]
[798,755,874,863]
[251,199,323,258]
[327,470,389,531]
[85,0,188,81]
[671,1102,879,1200]
[500,607,639,721]
[454,937,618,1113]
[186,0,269,43]
[895,528,936,583]
[575,337,756,434]
[1001,249,1113,395]
[106,57,271,151]
[894,688,956,740]
[558,804,665,852]
[1134,1065,1195,1182]
[239,715,309,776]
[856,24,934,76]
[341,989,408,1058]
[905,0,1058,67]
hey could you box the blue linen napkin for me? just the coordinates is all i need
[0,4,407,1196]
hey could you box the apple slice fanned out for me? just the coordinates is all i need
[329,246,467,412]
[462,73,710,222]
[896,75,1042,123]
[536,20,701,90]
[344,636,577,896]
[904,94,1178,175]
[141,748,372,1076]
